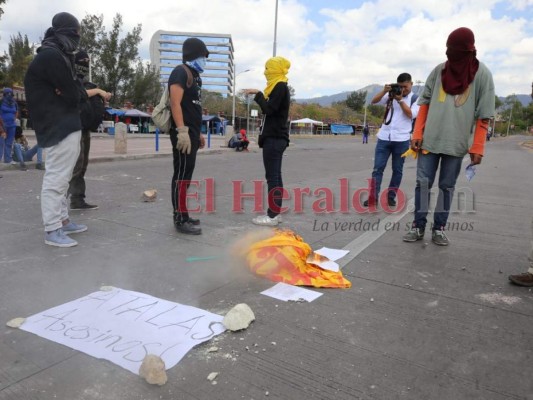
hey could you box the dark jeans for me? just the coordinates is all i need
[230,140,248,151]
[68,129,91,204]
[413,152,463,231]
[362,134,368,144]
[369,138,410,201]
[170,130,200,222]
[262,137,288,218]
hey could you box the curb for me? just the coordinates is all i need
[89,148,229,164]
[0,147,236,171]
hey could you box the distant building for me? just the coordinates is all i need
[149,31,234,96]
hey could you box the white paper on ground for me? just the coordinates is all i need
[314,247,350,261]
[20,287,225,374]
[261,282,323,302]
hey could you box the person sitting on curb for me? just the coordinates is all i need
[12,130,44,171]
[228,129,249,152]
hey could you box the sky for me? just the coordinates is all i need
[1,0,532,99]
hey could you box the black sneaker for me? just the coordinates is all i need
[35,163,45,170]
[188,218,201,225]
[363,199,378,207]
[19,163,28,171]
[174,220,202,235]
[387,198,396,207]
[71,202,99,210]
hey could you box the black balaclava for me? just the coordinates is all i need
[75,49,90,80]
[39,12,80,78]
[182,38,209,62]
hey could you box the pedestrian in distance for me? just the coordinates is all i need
[362,123,369,144]
[244,56,291,226]
[0,87,19,164]
[68,49,111,211]
[24,11,88,248]
[403,27,495,246]
[364,73,419,209]
[169,37,209,235]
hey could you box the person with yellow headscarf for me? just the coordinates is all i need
[244,56,291,226]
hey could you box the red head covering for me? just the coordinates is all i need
[441,27,479,95]
[240,129,247,136]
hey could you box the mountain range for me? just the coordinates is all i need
[295,84,532,108]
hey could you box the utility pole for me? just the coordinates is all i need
[273,0,279,56]
[506,94,515,137]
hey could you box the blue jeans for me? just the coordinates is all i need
[262,137,288,218]
[370,138,410,201]
[0,125,16,163]
[13,143,43,164]
[413,152,463,231]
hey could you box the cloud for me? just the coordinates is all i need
[0,0,531,98]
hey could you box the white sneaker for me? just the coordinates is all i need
[252,215,280,226]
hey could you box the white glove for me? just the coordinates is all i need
[176,126,191,154]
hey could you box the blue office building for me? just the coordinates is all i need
[149,31,234,96]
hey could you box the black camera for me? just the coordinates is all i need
[389,83,402,97]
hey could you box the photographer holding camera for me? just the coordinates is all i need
[364,73,419,208]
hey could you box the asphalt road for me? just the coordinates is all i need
[0,135,532,400]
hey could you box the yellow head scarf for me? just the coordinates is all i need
[263,56,290,99]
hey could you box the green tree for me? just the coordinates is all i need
[79,14,105,58]
[367,104,385,119]
[345,90,367,112]
[124,60,161,108]
[6,33,34,86]
[0,54,8,87]
[0,0,6,19]
[494,95,503,110]
[80,13,142,106]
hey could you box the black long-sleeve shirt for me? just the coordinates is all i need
[254,82,290,143]
[24,47,82,147]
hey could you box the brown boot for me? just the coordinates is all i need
[508,272,533,287]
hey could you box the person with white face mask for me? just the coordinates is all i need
[168,38,209,235]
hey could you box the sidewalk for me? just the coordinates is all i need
[0,130,237,171]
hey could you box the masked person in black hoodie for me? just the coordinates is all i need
[24,12,87,248]
[244,56,291,226]
[68,49,112,210]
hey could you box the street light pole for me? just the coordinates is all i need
[273,0,279,56]
[246,95,251,135]
[506,98,514,137]
[231,67,250,129]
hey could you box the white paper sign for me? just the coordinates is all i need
[261,282,323,302]
[20,287,225,374]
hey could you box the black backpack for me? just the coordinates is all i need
[80,81,106,131]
